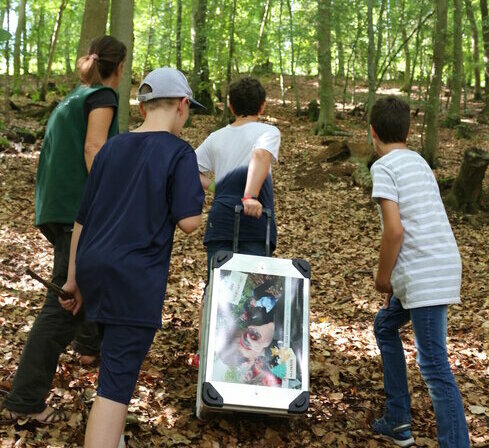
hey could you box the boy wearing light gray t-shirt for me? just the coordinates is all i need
[369,96,469,448]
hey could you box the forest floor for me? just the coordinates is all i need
[0,76,488,447]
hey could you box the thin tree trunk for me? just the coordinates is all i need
[110,0,135,132]
[277,0,286,106]
[400,0,410,91]
[13,0,26,91]
[77,0,110,61]
[465,0,482,100]
[314,0,335,135]
[22,14,29,75]
[366,0,387,142]
[4,0,10,124]
[366,0,375,143]
[407,6,424,100]
[222,0,237,124]
[343,2,362,108]
[37,7,45,83]
[447,0,463,127]
[422,0,448,168]
[40,0,67,102]
[192,0,214,113]
[480,0,489,112]
[250,0,272,75]
[143,0,155,75]
[165,0,173,66]
[64,19,72,76]
[286,0,300,114]
[176,0,182,71]
[333,0,344,79]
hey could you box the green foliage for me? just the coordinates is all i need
[0,28,11,42]
[4,0,487,110]
[0,135,10,150]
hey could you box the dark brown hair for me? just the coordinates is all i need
[77,36,127,86]
[370,96,411,144]
[229,77,266,117]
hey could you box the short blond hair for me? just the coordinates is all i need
[139,84,180,111]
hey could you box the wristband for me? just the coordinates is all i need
[241,195,258,201]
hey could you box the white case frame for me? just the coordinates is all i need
[196,253,310,418]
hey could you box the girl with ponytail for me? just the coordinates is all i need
[1,36,127,425]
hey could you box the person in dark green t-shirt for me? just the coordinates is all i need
[1,36,126,425]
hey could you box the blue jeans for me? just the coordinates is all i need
[205,240,266,284]
[374,296,470,448]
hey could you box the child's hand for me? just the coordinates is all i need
[374,273,393,295]
[59,280,83,316]
[242,198,263,219]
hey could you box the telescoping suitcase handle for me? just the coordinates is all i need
[233,205,272,257]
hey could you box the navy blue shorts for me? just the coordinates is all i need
[97,324,156,405]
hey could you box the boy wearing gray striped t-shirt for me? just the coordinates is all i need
[369,96,469,448]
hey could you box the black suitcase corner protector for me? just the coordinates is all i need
[212,251,234,269]
[202,382,224,407]
[288,391,309,414]
[292,259,311,278]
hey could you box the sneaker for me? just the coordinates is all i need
[372,416,415,447]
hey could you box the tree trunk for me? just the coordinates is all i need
[277,0,286,106]
[192,0,214,114]
[480,0,489,112]
[333,0,344,79]
[422,0,447,168]
[4,0,10,124]
[446,148,489,212]
[77,0,110,61]
[342,2,362,108]
[407,6,425,99]
[110,0,134,132]
[314,0,335,135]
[221,0,237,124]
[249,0,272,75]
[447,0,463,127]
[143,0,155,75]
[366,0,375,142]
[13,0,26,91]
[286,0,300,114]
[22,14,29,75]
[176,0,182,71]
[400,0,410,91]
[465,0,482,100]
[40,0,67,102]
[64,21,72,76]
[37,7,45,82]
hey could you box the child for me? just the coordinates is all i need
[196,77,281,277]
[59,67,205,447]
[369,96,470,447]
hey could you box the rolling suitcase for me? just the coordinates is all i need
[196,205,310,418]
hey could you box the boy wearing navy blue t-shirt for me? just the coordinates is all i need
[59,68,205,447]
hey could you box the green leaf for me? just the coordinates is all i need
[0,29,11,43]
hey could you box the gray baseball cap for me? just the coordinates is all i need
[137,67,206,109]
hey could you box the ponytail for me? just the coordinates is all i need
[76,36,127,86]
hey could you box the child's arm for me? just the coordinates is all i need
[177,215,202,234]
[243,149,273,218]
[59,221,84,315]
[375,199,403,295]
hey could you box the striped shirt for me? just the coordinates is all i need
[370,149,461,309]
